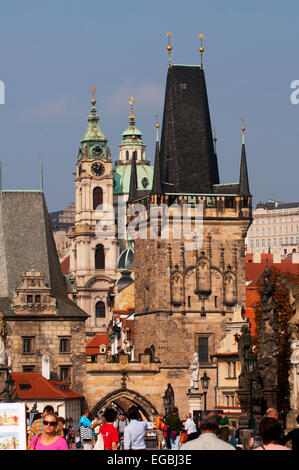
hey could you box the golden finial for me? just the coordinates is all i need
[90,88,96,105]
[198,34,204,68]
[241,117,246,144]
[166,32,172,67]
[129,96,135,131]
[129,96,135,117]
[212,129,217,152]
[155,114,160,141]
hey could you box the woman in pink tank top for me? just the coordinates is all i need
[29,413,68,451]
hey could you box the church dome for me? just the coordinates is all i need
[113,163,153,195]
[117,241,134,271]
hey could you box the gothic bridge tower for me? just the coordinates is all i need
[128,45,252,389]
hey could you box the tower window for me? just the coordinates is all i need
[126,151,129,161]
[198,337,209,363]
[22,337,34,354]
[188,296,191,307]
[95,301,105,318]
[93,187,103,210]
[59,338,71,353]
[214,296,218,308]
[60,366,71,383]
[95,244,105,269]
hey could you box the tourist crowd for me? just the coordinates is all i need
[27,404,299,451]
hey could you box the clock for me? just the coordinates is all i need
[91,145,103,157]
[91,162,105,176]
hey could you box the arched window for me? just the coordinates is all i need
[93,187,103,210]
[95,301,105,318]
[95,244,105,269]
[126,151,129,161]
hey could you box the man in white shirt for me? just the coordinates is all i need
[181,411,235,451]
[184,413,198,441]
[124,406,150,450]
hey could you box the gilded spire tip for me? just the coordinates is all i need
[198,33,204,68]
[155,114,160,141]
[90,87,96,105]
[241,117,246,144]
[166,32,172,67]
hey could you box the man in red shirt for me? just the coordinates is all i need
[99,408,119,450]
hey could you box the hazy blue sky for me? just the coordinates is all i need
[0,0,298,211]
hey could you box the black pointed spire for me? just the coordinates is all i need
[159,65,219,194]
[128,153,138,203]
[151,140,162,195]
[151,120,162,195]
[239,124,251,197]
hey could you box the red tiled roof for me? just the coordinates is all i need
[86,334,108,355]
[11,373,84,400]
[246,258,299,283]
[86,334,108,347]
[60,255,70,275]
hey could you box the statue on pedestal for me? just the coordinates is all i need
[189,352,199,391]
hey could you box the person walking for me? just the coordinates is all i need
[28,405,64,448]
[180,411,235,450]
[123,406,150,450]
[219,410,230,442]
[29,412,68,450]
[254,417,291,451]
[79,409,100,450]
[114,411,129,449]
[165,407,183,450]
[155,413,165,450]
[184,413,198,442]
[99,407,119,450]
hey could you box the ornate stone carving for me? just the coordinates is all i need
[0,313,7,365]
[257,267,279,390]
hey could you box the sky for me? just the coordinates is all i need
[0,0,298,212]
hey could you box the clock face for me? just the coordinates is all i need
[91,145,103,157]
[91,162,105,176]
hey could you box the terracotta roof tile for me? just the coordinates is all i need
[11,373,84,400]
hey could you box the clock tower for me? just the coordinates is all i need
[69,90,118,337]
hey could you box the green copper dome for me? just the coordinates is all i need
[113,163,153,195]
[78,98,109,161]
[117,239,134,271]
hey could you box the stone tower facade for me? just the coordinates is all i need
[69,95,118,337]
[129,64,252,378]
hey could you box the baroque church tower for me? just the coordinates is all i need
[129,47,252,380]
[69,91,118,337]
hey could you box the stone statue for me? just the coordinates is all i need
[235,324,251,376]
[164,383,175,415]
[257,266,279,391]
[189,352,199,391]
[0,313,7,365]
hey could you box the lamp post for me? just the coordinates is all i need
[245,347,257,429]
[200,372,210,411]
[5,373,15,402]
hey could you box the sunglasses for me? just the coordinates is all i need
[43,420,57,427]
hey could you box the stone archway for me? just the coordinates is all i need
[90,388,158,421]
